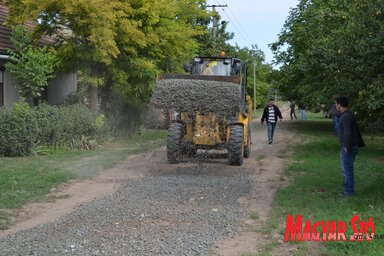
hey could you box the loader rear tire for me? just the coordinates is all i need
[228,125,244,166]
[244,127,251,158]
[167,123,184,163]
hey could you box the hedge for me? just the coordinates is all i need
[0,102,99,157]
[0,102,37,156]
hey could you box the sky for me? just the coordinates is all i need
[206,0,299,64]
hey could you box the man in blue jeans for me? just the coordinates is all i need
[336,96,364,196]
[261,99,283,144]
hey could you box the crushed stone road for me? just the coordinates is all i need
[0,160,251,256]
[0,115,296,256]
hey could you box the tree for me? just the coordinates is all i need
[196,14,237,57]
[271,0,384,130]
[4,0,209,110]
[5,26,58,100]
[232,45,272,108]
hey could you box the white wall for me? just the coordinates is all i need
[2,71,77,107]
[3,71,19,107]
[47,72,77,105]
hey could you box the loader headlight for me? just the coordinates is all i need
[193,57,201,63]
[224,58,231,64]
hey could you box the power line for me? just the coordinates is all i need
[222,1,255,46]
[221,8,253,46]
[224,4,255,45]
[213,0,256,47]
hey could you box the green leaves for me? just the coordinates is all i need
[3,0,272,110]
[0,102,38,156]
[5,26,58,98]
[4,0,210,102]
[271,0,384,130]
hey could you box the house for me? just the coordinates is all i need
[0,6,76,107]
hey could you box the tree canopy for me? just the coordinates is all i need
[3,0,272,111]
[233,45,272,108]
[5,26,58,99]
[271,0,384,130]
[3,0,209,107]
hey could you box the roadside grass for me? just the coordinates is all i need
[0,210,10,230]
[0,129,167,230]
[270,119,384,255]
[258,241,280,256]
[302,110,328,121]
[251,107,263,120]
[250,211,259,220]
[255,154,265,161]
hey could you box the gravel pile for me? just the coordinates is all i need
[0,166,251,256]
[150,79,242,116]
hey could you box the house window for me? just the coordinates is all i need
[0,70,3,107]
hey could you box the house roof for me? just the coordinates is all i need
[0,7,13,54]
[0,5,54,55]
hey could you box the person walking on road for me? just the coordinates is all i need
[299,105,308,120]
[336,96,364,196]
[329,103,341,136]
[261,99,283,144]
[290,101,297,120]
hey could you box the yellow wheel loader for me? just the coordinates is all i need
[154,56,252,166]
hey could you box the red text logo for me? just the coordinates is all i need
[284,214,375,242]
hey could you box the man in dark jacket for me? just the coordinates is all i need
[290,101,297,120]
[261,99,283,144]
[336,96,364,196]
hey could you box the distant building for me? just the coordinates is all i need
[0,5,76,107]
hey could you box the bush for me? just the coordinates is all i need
[0,102,38,156]
[58,104,98,146]
[0,98,148,156]
[103,101,145,137]
[35,103,61,146]
[62,91,87,106]
[0,102,102,156]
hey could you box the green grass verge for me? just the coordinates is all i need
[251,107,264,120]
[272,119,384,255]
[0,210,11,230]
[0,129,167,230]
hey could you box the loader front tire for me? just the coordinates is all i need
[243,127,251,158]
[167,122,184,163]
[228,125,244,166]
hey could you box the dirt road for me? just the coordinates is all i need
[212,114,298,255]
[0,109,298,255]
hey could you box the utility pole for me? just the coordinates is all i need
[253,61,256,111]
[207,4,227,38]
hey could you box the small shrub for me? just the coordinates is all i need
[95,114,105,129]
[56,135,100,151]
[0,102,103,156]
[32,145,54,156]
[0,108,7,155]
[0,102,37,156]
[103,101,146,137]
[34,103,61,146]
[58,104,98,141]
[63,91,87,106]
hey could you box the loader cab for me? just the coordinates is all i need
[191,57,244,77]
